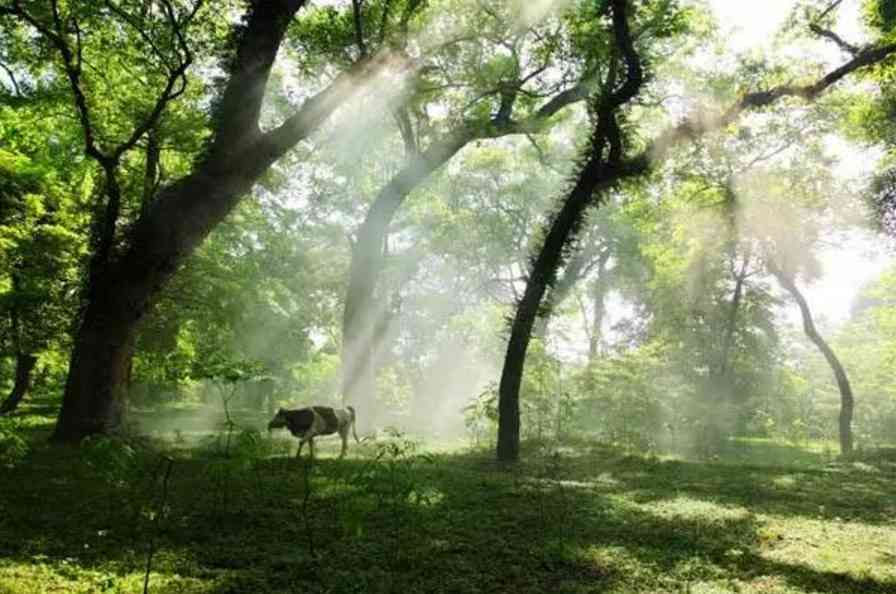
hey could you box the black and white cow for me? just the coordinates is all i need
[267,406,358,459]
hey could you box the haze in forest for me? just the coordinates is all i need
[3,0,896,458]
[3,0,896,591]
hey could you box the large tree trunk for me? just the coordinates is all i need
[54,150,290,441]
[51,1,336,442]
[770,265,854,455]
[53,296,135,438]
[0,352,38,415]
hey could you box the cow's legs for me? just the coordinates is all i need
[339,428,348,458]
[296,439,305,459]
[309,437,315,460]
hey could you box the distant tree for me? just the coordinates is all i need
[0,148,85,414]
[768,260,855,454]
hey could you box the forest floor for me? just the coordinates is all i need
[1,401,895,594]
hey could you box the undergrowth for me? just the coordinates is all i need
[1,406,895,594]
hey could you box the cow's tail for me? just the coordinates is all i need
[346,405,360,443]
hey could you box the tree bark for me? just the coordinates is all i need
[0,352,38,415]
[770,265,854,455]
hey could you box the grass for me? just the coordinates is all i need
[1,401,895,594]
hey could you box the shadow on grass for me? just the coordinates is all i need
[1,416,894,593]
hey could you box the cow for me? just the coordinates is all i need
[267,405,359,459]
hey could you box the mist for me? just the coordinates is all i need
[5,0,896,592]
[103,0,895,461]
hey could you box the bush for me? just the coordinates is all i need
[0,417,29,467]
[80,434,142,486]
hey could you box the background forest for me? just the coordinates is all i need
[1,0,895,593]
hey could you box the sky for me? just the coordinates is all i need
[709,0,865,55]
[707,0,891,326]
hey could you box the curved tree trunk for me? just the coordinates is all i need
[341,130,474,420]
[0,352,37,415]
[496,0,643,462]
[770,265,854,455]
[340,85,596,417]
[497,163,613,460]
[493,15,895,459]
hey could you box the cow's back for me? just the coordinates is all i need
[311,406,340,434]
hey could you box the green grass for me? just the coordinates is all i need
[1,402,895,594]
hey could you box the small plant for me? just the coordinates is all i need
[463,383,498,447]
[351,429,437,567]
[81,435,143,518]
[201,428,276,515]
[81,434,141,487]
[0,417,29,467]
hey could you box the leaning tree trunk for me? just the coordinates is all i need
[770,266,854,455]
[342,208,391,425]
[493,25,896,462]
[51,0,345,442]
[497,167,608,460]
[0,352,38,415]
[340,81,596,414]
[53,151,288,441]
[341,132,472,418]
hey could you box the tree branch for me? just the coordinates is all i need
[0,59,21,96]
[111,0,202,160]
[642,41,896,169]
[809,23,859,55]
[816,0,845,23]
[10,0,104,162]
[260,55,387,159]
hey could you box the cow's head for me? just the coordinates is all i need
[268,408,288,431]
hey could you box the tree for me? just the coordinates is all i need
[768,261,855,454]
[497,0,646,461]
[0,147,85,414]
[328,0,605,420]
[1,0,382,441]
[495,1,896,461]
